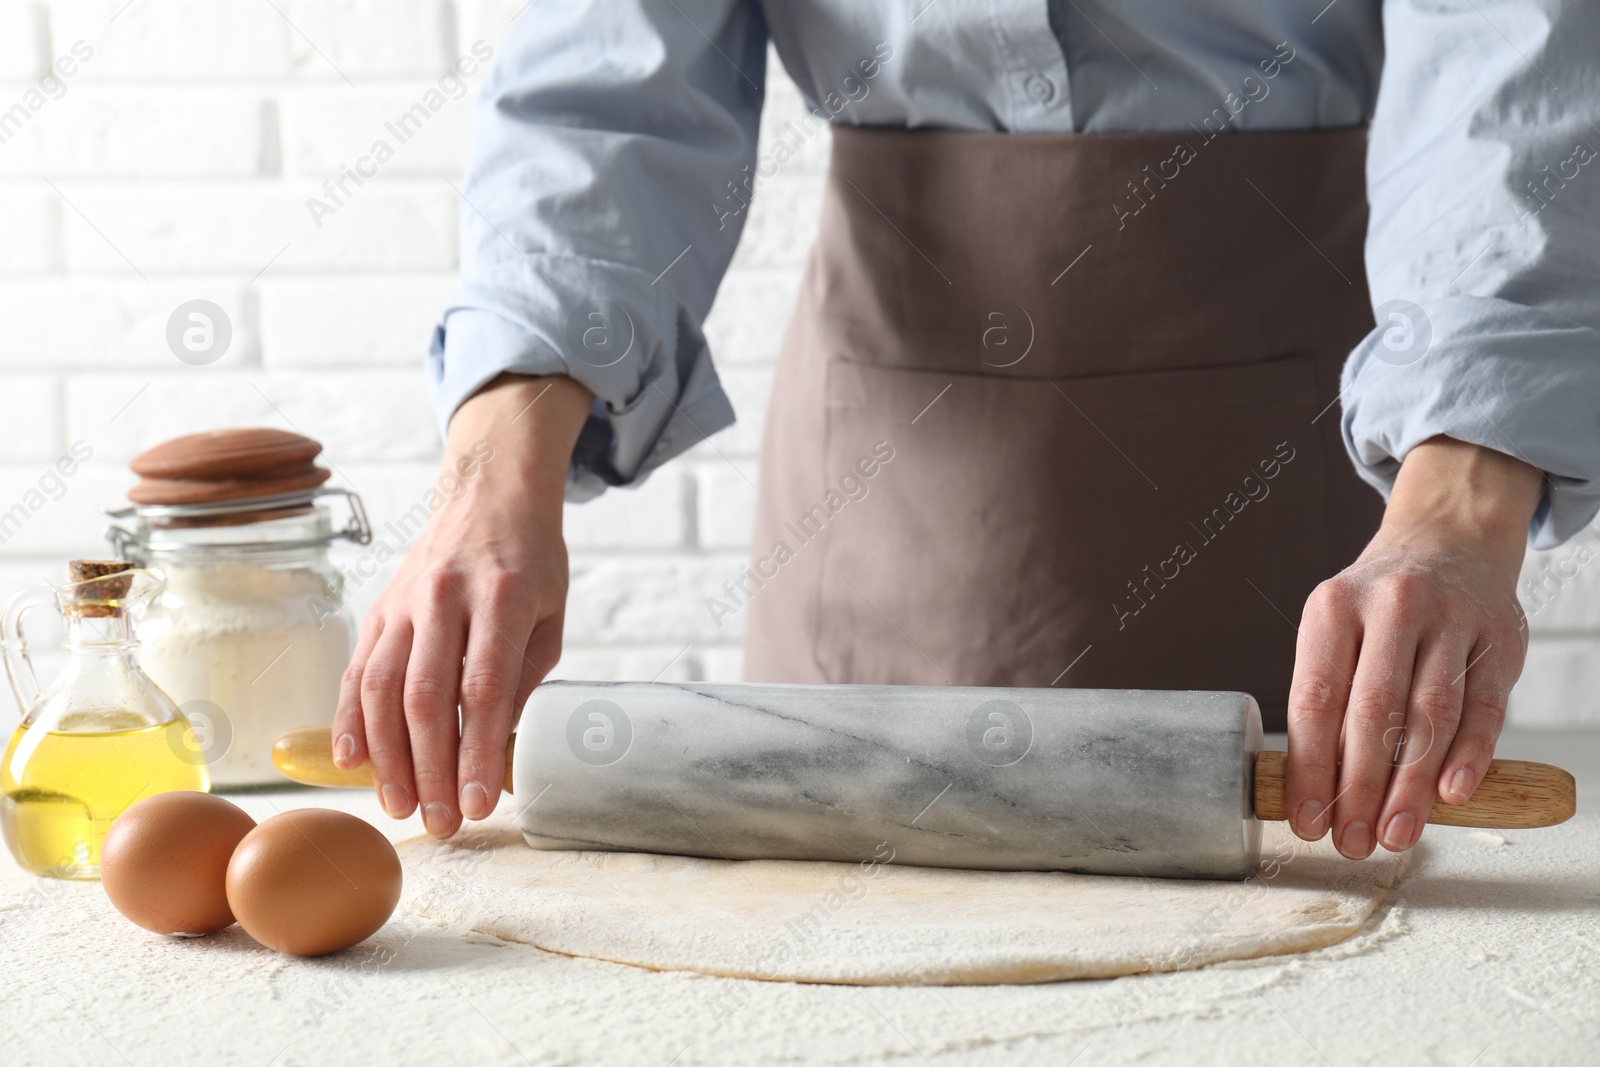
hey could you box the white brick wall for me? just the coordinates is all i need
[259,276,458,366]
[280,89,474,176]
[0,0,1593,732]
[0,189,62,273]
[0,5,46,81]
[2,280,254,366]
[58,184,459,273]
[0,90,270,177]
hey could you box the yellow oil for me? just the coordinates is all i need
[1,714,209,879]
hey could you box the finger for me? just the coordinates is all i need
[406,578,469,839]
[457,585,535,819]
[1375,629,1471,852]
[361,618,418,820]
[1438,633,1516,805]
[1285,582,1359,841]
[507,604,564,728]
[1334,614,1419,860]
[494,617,566,800]
[332,613,385,769]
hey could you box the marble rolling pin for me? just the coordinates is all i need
[274,682,1576,880]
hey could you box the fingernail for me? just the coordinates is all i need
[333,733,356,768]
[1338,819,1373,859]
[460,781,490,819]
[1381,811,1416,851]
[422,802,454,838]
[1450,767,1476,802]
[379,783,409,819]
[1294,798,1325,838]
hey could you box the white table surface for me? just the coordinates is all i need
[2,731,1596,1067]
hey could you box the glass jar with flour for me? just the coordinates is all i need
[104,429,370,788]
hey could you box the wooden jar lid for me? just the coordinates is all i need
[127,429,331,507]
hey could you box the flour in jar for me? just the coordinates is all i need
[135,561,354,787]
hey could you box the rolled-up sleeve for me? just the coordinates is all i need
[1342,0,1600,548]
[428,1,767,501]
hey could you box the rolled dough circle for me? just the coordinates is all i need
[398,818,1406,986]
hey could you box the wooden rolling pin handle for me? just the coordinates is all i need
[272,726,517,796]
[1253,750,1575,829]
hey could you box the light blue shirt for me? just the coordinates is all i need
[428,0,1600,549]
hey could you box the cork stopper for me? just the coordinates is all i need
[64,559,135,618]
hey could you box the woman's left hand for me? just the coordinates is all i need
[1284,436,1545,858]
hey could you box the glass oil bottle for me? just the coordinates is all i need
[1,560,208,878]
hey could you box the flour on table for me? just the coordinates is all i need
[397,818,1408,986]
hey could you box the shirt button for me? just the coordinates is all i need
[1024,73,1056,104]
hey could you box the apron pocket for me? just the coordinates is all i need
[812,354,1335,707]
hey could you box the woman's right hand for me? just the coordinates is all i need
[331,373,594,839]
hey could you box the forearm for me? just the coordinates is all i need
[439,372,594,532]
[1367,435,1544,573]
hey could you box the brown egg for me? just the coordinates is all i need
[101,791,257,936]
[226,808,402,957]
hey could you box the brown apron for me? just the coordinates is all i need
[742,125,1383,731]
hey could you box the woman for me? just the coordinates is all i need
[333,3,1594,866]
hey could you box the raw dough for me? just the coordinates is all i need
[397,817,1407,986]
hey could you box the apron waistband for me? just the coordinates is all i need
[820,124,1373,377]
